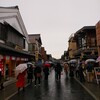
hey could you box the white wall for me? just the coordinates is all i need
[0,7,29,51]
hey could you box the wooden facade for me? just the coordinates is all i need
[69,26,98,60]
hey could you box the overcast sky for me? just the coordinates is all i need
[0,0,100,59]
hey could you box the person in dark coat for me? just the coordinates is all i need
[55,62,62,80]
[69,63,74,78]
[43,65,49,80]
[27,64,33,84]
[5,64,9,80]
[34,66,42,86]
[78,63,85,82]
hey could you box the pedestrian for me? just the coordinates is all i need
[43,64,49,80]
[75,63,79,78]
[27,64,33,84]
[63,62,69,78]
[69,63,74,78]
[34,65,42,86]
[16,69,27,92]
[55,62,62,81]
[5,64,9,80]
[86,62,94,82]
[78,63,85,82]
[0,69,4,90]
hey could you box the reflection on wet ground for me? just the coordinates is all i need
[9,70,95,100]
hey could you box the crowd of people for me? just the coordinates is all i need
[64,60,98,83]
[15,60,65,93]
[0,59,99,92]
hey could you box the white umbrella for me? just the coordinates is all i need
[68,59,77,63]
[15,63,27,77]
[27,62,35,68]
[85,59,95,64]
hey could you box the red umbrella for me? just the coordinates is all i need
[44,63,51,68]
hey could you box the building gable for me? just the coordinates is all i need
[0,6,29,43]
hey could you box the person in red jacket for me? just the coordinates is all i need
[16,69,27,92]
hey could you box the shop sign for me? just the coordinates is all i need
[6,56,10,60]
[16,57,20,61]
[21,58,25,61]
[10,56,16,60]
[25,58,28,61]
[35,51,38,61]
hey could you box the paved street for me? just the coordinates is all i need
[7,70,95,100]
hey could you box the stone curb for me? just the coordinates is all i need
[75,77,99,100]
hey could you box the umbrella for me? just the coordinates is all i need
[44,61,51,68]
[27,62,35,68]
[68,59,77,63]
[48,61,53,64]
[15,63,27,77]
[85,59,95,64]
[96,56,100,63]
[44,63,51,68]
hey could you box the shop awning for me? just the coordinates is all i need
[0,42,35,58]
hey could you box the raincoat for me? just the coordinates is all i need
[16,70,26,88]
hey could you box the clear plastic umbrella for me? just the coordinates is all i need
[15,63,27,77]
[85,59,95,64]
[68,59,77,63]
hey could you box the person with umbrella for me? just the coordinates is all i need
[34,62,42,86]
[86,62,94,82]
[27,64,34,84]
[15,63,27,92]
[43,61,50,80]
[78,62,85,82]
[55,62,62,81]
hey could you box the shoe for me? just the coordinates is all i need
[18,88,20,92]
[23,88,25,92]
[38,84,40,86]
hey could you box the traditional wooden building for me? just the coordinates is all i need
[41,47,47,62]
[28,34,42,61]
[0,6,34,77]
[68,34,77,60]
[73,26,98,60]
[96,21,100,56]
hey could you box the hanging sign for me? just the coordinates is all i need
[10,56,16,60]
[21,58,25,61]
[4,56,10,60]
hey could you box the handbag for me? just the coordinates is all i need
[83,72,86,77]
[36,73,41,77]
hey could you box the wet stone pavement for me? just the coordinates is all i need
[7,70,95,100]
